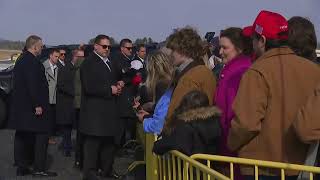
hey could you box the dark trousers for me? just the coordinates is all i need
[244,175,297,180]
[75,109,83,164]
[83,135,116,177]
[14,131,49,171]
[121,117,137,145]
[75,131,84,164]
[48,104,56,135]
[59,125,72,152]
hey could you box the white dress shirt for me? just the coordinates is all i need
[94,51,111,71]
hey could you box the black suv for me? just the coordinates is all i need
[0,64,13,128]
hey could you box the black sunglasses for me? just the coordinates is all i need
[98,44,111,49]
[125,47,133,50]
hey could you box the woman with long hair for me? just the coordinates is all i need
[136,51,174,135]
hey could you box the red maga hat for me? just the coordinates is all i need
[242,10,288,40]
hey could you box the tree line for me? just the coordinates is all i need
[88,37,156,45]
[0,40,25,50]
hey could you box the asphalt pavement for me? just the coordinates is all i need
[0,60,13,71]
[0,130,134,180]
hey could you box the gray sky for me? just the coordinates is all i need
[0,0,319,45]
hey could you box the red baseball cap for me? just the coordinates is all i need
[242,10,288,40]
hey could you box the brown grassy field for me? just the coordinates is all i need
[0,49,21,60]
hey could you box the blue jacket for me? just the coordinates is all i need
[143,89,173,135]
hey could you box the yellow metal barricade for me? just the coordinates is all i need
[190,154,320,180]
[144,132,320,180]
[145,133,230,180]
[156,150,230,180]
[146,133,159,180]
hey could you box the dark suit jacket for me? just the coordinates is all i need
[56,62,76,125]
[111,52,136,118]
[79,53,122,138]
[8,51,51,132]
[57,60,65,69]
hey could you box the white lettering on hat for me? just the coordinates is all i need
[279,25,287,30]
[255,24,263,34]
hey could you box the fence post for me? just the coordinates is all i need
[146,133,159,180]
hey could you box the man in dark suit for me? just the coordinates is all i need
[131,44,147,81]
[79,35,122,179]
[8,35,57,177]
[131,44,148,104]
[57,49,66,68]
[112,39,137,144]
[73,49,85,168]
[56,49,82,157]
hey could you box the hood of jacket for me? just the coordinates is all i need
[177,106,221,146]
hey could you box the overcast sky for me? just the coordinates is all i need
[0,0,319,45]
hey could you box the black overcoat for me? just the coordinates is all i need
[79,53,122,139]
[8,51,52,132]
[56,62,76,125]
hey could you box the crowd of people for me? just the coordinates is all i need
[6,9,320,180]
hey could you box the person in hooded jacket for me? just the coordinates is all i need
[153,90,221,156]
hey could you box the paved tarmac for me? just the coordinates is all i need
[0,60,13,71]
[0,130,134,180]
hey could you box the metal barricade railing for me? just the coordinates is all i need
[145,133,159,180]
[144,132,320,180]
[157,150,230,180]
[145,133,230,180]
[190,154,320,180]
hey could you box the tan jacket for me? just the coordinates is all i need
[228,47,320,176]
[164,61,216,131]
[294,82,320,144]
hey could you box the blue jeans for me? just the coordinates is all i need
[244,176,297,180]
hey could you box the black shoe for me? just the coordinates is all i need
[74,161,82,169]
[96,169,103,177]
[99,171,120,179]
[107,172,121,179]
[16,167,33,176]
[32,171,58,177]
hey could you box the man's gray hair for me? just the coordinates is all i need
[25,35,42,49]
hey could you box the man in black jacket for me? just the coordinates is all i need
[131,44,147,81]
[56,49,83,157]
[112,39,137,144]
[8,35,57,177]
[79,34,122,179]
[57,49,66,68]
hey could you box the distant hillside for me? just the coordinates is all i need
[0,39,24,50]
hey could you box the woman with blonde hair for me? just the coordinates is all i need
[135,51,174,135]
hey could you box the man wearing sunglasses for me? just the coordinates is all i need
[79,35,121,179]
[57,49,66,68]
[112,38,137,146]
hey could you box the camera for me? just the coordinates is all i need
[205,32,215,43]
